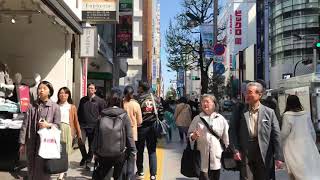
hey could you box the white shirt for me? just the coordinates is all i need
[59,102,71,124]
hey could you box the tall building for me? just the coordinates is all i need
[119,0,144,89]
[152,0,161,96]
[269,0,320,89]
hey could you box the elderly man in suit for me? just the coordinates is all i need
[230,82,283,180]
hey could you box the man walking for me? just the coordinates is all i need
[230,82,283,180]
[78,83,106,167]
[135,81,163,180]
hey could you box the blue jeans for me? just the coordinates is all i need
[136,126,157,176]
[177,126,189,141]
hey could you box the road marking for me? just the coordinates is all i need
[145,140,165,180]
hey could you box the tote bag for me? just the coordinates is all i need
[150,93,169,138]
[180,140,201,177]
[38,127,61,159]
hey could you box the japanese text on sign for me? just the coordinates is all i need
[235,10,242,45]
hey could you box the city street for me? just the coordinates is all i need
[0,128,289,180]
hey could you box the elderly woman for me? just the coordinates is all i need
[188,94,229,180]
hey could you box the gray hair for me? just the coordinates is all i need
[201,94,217,103]
[246,82,263,94]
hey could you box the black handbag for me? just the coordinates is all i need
[150,93,168,138]
[199,117,240,171]
[180,140,201,177]
[44,142,69,174]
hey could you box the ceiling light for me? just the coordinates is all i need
[11,17,16,24]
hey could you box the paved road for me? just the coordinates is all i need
[0,128,289,180]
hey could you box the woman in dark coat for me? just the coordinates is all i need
[19,81,61,180]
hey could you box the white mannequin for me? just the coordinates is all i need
[30,73,41,103]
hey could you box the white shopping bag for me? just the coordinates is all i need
[37,126,61,159]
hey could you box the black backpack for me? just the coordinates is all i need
[93,112,127,157]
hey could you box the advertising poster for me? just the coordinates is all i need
[116,15,133,57]
[17,85,30,113]
[82,0,118,22]
[200,24,214,60]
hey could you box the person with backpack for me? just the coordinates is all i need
[92,89,136,180]
[135,81,163,180]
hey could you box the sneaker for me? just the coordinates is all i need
[135,172,144,179]
[150,175,156,180]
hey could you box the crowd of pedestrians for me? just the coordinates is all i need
[17,79,320,180]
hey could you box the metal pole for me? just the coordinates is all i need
[213,0,218,46]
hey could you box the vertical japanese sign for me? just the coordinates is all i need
[229,14,233,35]
[200,24,214,60]
[116,15,133,57]
[235,10,242,45]
[116,0,132,57]
[82,59,88,97]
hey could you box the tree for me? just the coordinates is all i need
[165,0,225,94]
[208,71,225,102]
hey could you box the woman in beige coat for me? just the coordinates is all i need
[189,94,229,180]
[174,97,192,143]
[123,85,142,142]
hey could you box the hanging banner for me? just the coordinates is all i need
[116,15,133,57]
[17,85,30,113]
[82,0,119,23]
[200,24,214,60]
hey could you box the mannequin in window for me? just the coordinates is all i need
[30,73,41,104]
[0,63,14,103]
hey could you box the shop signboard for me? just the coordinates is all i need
[80,27,97,58]
[17,85,30,113]
[116,15,133,57]
[119,0,132,12]
[234,9,242,45]
[82,0,119,23]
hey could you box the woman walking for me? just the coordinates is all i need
[281,95,320,180]
[188,94,229,180]
[57,87,82,180]
[19,81,61,180]
[174,97,192,143]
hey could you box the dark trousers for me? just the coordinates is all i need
[240,140,271,180]
[136,126,157,176]
[92,155,125,180]
[177,126,188,141]
[79,128,95,162]
[199,170,221,180]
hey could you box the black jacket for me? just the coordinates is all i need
[136,93,163,127]
[78,95,106,128]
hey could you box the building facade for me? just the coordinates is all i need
[269,0,320,89]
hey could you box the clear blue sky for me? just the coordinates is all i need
[160,0,182,96]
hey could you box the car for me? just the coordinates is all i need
[222,100,233,112]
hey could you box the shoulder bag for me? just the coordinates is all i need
[199,117,240,171]
[180,140,201,177]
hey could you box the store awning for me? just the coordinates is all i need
[41,0,83,34]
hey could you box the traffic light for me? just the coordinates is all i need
[191,76,200,80]
[313,40,320,49]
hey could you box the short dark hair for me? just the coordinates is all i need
[124,86,134,99]
[57,87,73,104]
[179,97,187,103]
[138,81,150,92]
[284,95,303,113]
[256,79,266,90]
[108,88,123,107]
[87,83,96,89]
[38,81,54,98]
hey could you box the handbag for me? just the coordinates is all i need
[180,140,201,177]
[199,117,240,171]
[150,93,169,138]
[44,142,69,174]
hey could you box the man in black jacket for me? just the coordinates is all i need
[78,83,106,166]
[135,81,163,180]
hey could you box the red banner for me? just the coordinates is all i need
[17,85,30,113]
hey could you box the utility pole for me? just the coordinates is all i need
[213,0,218,47]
